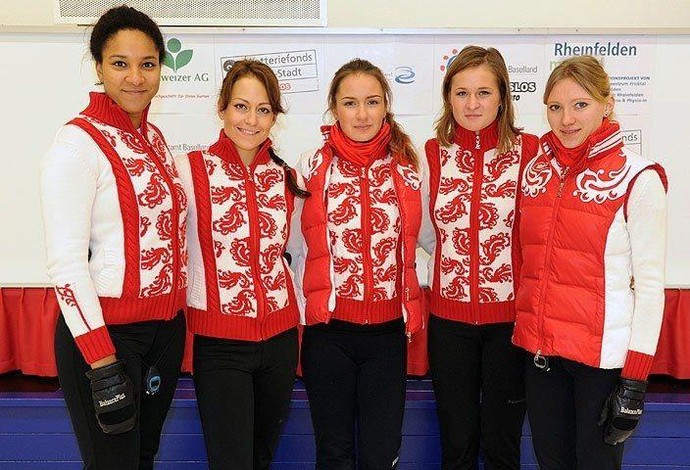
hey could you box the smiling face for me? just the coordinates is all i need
[95,29,161,128]
[449,63,501,132]
[546,77,613,148]
[219,75,276,165]
[332,73,387,142]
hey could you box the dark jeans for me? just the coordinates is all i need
[55,311,186,470]
[193,328,299,470]
[301,319,407,470]
[428,316,526,470]
[525,355,624,470]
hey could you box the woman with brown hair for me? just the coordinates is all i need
[294,58,423,469]
[176,60,308,470]
[419,45,539,469]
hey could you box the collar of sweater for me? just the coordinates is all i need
[81,92,150,135]
[207,129,273,169]
[453,120,499,152]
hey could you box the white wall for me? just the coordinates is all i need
[2,0,690,29]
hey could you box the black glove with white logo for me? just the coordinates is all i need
[85,360,136,434]
[598,377,647,445]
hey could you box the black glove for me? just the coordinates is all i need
[598,377,647,445]
[85,360,136,434]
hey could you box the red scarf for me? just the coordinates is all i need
[326,121,391,167]
[541,118,618,171]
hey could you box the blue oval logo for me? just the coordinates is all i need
[394,66,416,84]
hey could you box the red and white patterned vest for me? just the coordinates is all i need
[181,132,300,341]
[424,123,539,324]
[46,92,187,363]
[300,142,423,334]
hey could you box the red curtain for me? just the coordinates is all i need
[650,289,690,378]
[1,287,688,379]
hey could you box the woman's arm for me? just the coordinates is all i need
[40,126,116,365]
[620,169,668,380]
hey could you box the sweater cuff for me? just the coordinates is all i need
[75,325,116,365]
[621,350,655,381]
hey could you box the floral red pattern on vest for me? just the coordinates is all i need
[300,124,423,333]
[425,121,538,324]
[184,131,300,341]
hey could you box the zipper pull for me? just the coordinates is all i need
[557,167,569,198]
[475,133,481,150]
[533,350,550,371]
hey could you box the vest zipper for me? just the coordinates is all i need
[137,132,180,312]
[360,165,373,324]
[244,166,268,339]
[469,132,484,324]
[536,166,570,357]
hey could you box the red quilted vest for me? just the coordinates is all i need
[513,121,666,368]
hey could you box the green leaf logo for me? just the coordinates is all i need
[176,50,194,70]
[163,38,193,72]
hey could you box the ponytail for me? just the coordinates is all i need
[268,149,310,199]
[386,112,418,168]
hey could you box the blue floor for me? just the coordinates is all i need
[1,377,690,468]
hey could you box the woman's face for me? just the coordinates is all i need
[96,29,161,128]
[333,73,387,142]
[546,77,613,148]
[450,64,501,132]
[219,76,276,164]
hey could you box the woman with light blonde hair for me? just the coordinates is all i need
[514,55,667,469]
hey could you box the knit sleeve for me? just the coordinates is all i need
[512,133,540,293]
[286,194,307,323]
[418,140,437,257]
[174,152,204,309]
[620,169,667,380]
[40,125,115,364]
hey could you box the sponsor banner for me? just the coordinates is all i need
[433,38,546,117]
[151,113,218,155]
[215,38,327,114]
[615,114,652,155]
[153,35,217,114]
[545,36,655,114]
[325,37,434,115]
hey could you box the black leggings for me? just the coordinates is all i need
[192,328,299,470]
[54,311,186,470]
[525,355,624,470]
[428,316,526,470]
[301,318,407,470]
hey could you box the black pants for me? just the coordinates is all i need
[192,328,299,470]
[55,311,186,470]
[428,316,526,470]
[301,319,407,470]
[525,355,624,470]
